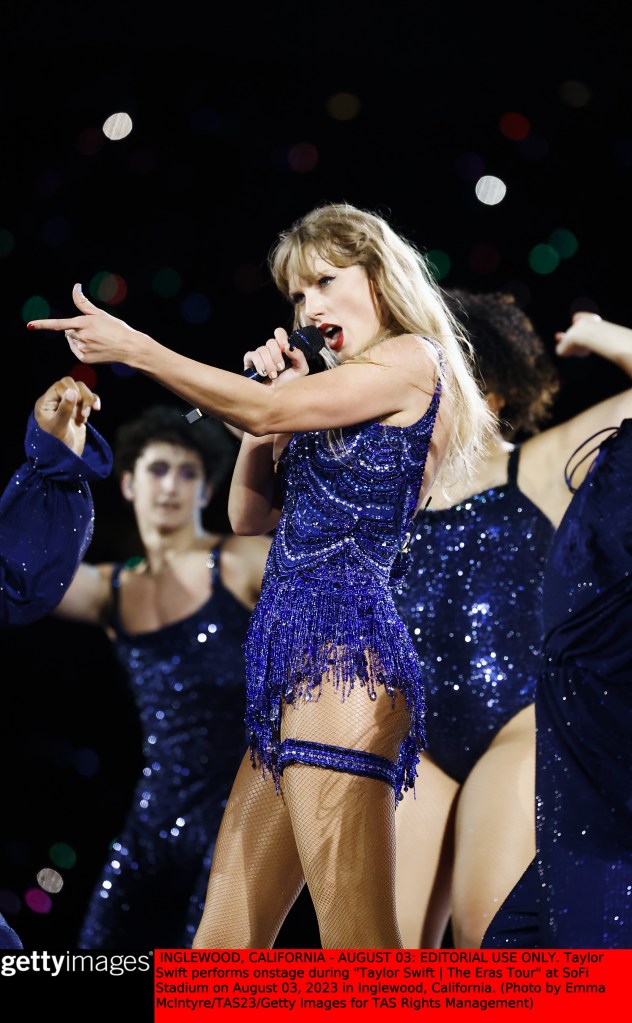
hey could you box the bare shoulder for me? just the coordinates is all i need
[221,532,272,579]
[372,333,440,374]
[94,561,118,602]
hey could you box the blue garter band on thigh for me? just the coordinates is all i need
[278,738,398,788]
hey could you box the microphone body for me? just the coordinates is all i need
[184,325,325,424]
[242,324,324,383]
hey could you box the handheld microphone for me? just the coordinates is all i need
[242,324,325,383]
[184,325,325,424]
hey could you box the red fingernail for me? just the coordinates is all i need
[27,323,34,329]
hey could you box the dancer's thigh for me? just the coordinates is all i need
[395,753,459,948]
[451,704,536,948]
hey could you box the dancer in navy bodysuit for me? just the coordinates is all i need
[482,316,632,949]
[394,295,632,948]
[52,405,270,947]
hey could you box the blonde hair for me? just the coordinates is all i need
[269,202,494,489]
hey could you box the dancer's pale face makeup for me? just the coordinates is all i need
[121,442,210,532]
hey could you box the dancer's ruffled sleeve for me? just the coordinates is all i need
[0,412,113,626]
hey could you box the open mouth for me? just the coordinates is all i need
[320,323,344,352]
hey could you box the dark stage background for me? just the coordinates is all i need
[1,6,631,951]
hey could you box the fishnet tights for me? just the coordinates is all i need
[193,681,411,948]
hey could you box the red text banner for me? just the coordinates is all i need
[154,948,628,1021]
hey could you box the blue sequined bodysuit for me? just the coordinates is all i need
[78,545,251,949]
[483,420,632,948]
[244,350,442,802]
[394,445,555,782]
